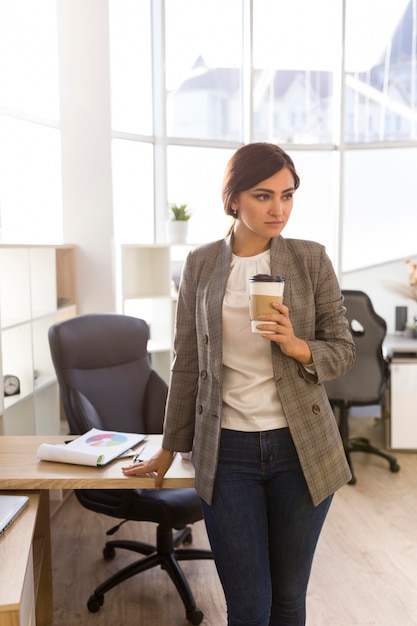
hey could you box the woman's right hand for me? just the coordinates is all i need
[122,447,174,490]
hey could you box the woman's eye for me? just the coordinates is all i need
[256,193,269,201]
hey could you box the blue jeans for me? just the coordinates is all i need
[200,428,332,626]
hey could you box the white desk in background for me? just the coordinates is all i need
[384,334,417,451]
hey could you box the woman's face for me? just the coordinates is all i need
[231,167,296,244]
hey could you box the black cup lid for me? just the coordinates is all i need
[249,274,285,282]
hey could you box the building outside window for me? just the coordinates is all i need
[0,0,416,275]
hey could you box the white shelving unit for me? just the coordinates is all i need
[118,243,193,382]
[118,244,172,382]
[0,244,77,435]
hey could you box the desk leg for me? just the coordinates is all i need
[34,491,53,626]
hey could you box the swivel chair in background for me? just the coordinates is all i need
[325,290,400,484]
[48,313,213,626]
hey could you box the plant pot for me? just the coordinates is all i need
[165,220,189,244]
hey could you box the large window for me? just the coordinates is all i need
[165,0,243,142]
[108,0,417,272]
[345,0,415,142]
[0,0,416,278]
[343,146,417,271]
[108,0,153,136]
[283,150,339,262]
[252,0,342,144]
[167,146,234,243]
[112,139,154,244]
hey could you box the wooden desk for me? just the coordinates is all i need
[0,435,195,626]
[0,492,45,626]
[0,435,194,489]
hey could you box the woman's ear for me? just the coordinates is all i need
[230,197,238,211]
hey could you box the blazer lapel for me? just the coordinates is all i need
[204,236,289,384]
[206,237,233,383]
[269,236,289,381]
[270,236,288,285]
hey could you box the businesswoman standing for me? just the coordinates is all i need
[123,142,355,626]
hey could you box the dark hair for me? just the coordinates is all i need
[222,142,300,217]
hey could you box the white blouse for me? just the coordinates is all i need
[221,250,288,431]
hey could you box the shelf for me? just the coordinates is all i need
[30,247,57,318]
[0,247,31,328]
[0,244,77,436]
[34,373,58,392]
[56,246,76,308]
[147,339,172,353]
[121,245,171,299]
[56,304,77,322]
[33,383,60,435]
[1,397,36,435]
[148,351,173,383]
[119,244,176,382]
[2,323,34,400]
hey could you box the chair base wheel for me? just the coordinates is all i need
[186,607,204,625]
[390,461,400,473]
[103,545,116,560]
[87,593,104,613]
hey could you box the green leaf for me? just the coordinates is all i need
[168,203,192,221]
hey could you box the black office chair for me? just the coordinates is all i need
[48,313,213,625]
[325,290,400,485]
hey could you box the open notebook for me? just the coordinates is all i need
[0,495,29,537]
[37,428,146,467]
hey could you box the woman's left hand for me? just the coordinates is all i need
[122,448,174,490]
[256,302,313,365]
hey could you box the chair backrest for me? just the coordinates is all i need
[48,313,168,435]
[324,290,388,406]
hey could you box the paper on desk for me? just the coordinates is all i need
[36,428,146,467]
[133,443,161,462]
[37,443,103,466]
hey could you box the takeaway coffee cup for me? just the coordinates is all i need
[249,274,285,333]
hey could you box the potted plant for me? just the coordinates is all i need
[166,203,192,244]
[405,322,417,338]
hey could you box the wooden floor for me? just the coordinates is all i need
[51,416,417,626]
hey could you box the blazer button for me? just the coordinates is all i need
[312,404,321,415]
[197,405,203,414]
[200,370,208,379]
[202,334,209,344]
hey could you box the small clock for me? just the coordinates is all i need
[3,374,21,397]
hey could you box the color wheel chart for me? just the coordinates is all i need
[86,432,128,448]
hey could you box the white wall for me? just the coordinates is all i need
[57,0,115,314]
[342,255,417,333]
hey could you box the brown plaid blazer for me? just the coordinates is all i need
[162,234,355,506]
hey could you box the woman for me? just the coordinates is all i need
[123,143,355,626]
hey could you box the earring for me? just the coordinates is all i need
[231,209,238,218]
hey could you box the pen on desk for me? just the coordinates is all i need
[133,444,148,463]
